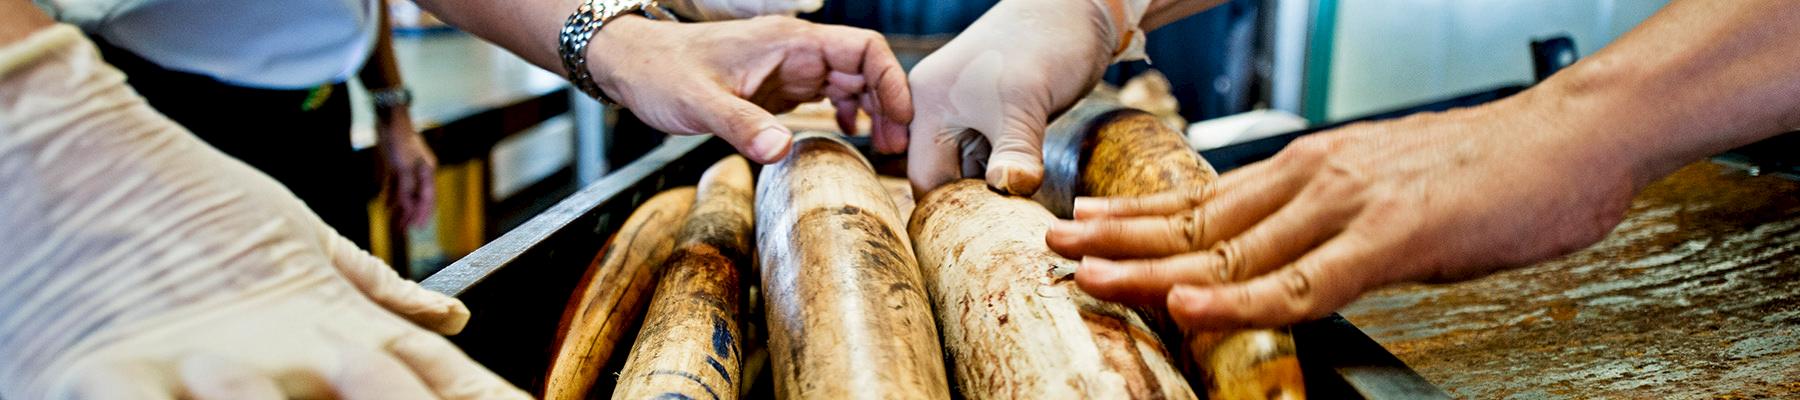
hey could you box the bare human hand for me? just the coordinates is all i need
[591,15,912,163]
[1045,0,1800,332]
[376,107,437,228]
[1047,93,1639,330]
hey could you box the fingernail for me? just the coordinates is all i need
[989,171,1016,194]
[1072,197,1102,218]
[993,171,1036,196]
[1048,219,1082,236]
[1080,257,1117,281]
[1045,220,1081,252]
[752,127,792,162]
[988,168,1041,196]
[1169,285,1206,307]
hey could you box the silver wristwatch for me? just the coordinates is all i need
[558,0,673,106]
[369,86,413,110]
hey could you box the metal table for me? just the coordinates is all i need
[1340,162,1800,398]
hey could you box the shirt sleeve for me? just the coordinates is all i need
[30,0,160,29]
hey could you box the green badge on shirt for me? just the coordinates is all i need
[301,84,334,112]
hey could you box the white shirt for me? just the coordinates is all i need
[35,0,379,89]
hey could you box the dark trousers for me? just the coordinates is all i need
[95,40,378,249]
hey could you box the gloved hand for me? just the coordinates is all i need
[906,0,1147,195]
[662,0,824,21]
[0,24,528,399]
[591,15,911,163]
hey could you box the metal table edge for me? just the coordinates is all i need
[420,135,713,296]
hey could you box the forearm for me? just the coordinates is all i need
[1538,0,1800,187]
[1141,0,1225,31]
[408,0,658,96]
[358,2,404,92]
[0,0,53,44]
[408,0,578,75]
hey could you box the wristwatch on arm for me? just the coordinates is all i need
[558,0,674,107]
[370,86,414,111]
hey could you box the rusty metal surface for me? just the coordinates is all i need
[1340,162,1800,398]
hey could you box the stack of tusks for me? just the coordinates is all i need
[544,100,1304,399]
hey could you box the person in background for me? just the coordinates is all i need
[907,0,1800,332]
[32,0,436,253]
[0,0,908,398]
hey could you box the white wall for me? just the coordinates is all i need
[490,115,575,200]
[1325,0,1669,121]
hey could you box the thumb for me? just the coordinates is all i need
[695,90,792,163]
[323,234,471,335]
[981,117,1048,196]
[387,329,532,399]
[906,110,966,196]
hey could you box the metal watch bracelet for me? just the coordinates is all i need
[369,86,413,110]
[557,0,672,107]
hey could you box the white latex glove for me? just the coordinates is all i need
[0,25,528,399]
[907,0,1147,196]
[662,0,824,21]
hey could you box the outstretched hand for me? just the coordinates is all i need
[592,15,912,163]
[1047,94,1639,330]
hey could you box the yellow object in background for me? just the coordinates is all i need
[369,159,488,278]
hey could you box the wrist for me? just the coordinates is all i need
[1499,63,1667,191]
[376,105,411,125]
[585,14,656,107]
[990,0,1117,73]
[1532,56,1689,188]
[0,1,54,45]
[1083,0,1128,55]
[1066,0,1146,63]
[369,86,413,109]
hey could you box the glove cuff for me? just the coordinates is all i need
[1091,0,1150,63]
[0,24,81,79]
